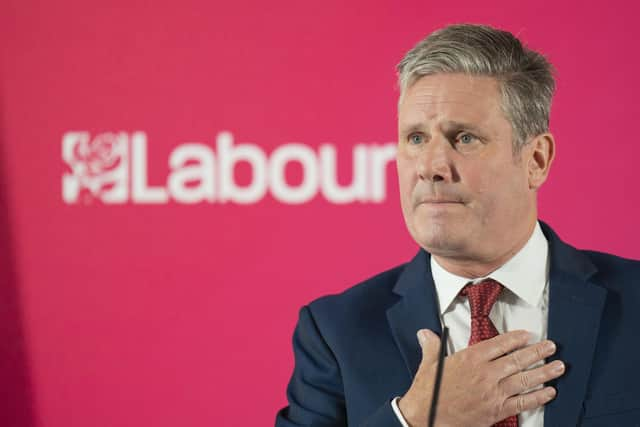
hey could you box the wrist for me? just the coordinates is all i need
[398,394,425,427]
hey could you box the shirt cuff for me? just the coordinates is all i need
[391,396,411,427]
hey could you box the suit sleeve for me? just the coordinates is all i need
[275,306,403,427]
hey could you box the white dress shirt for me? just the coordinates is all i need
[392,221,550,427]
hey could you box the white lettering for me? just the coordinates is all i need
[369,144,397,202]
[217,132,268,204]
[62,131,396,205]
[319,144,367,203]
[168,144,215,203]
[131,132,168,203]
[270,144,318,204]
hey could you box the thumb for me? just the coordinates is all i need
[417,329,441,366]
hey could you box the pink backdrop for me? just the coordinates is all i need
[1,1,639,426]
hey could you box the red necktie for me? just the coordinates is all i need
[460,279,518,427]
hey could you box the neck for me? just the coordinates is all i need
[432,219,537,279]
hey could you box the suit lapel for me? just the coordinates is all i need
[386,250,442,379]
[541,223,607,427]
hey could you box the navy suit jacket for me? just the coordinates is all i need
[276,223,640,426]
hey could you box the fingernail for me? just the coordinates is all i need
[547,387,557,399]
[545,341,556,353]
[417,330,426,345]
[553,361,565,374]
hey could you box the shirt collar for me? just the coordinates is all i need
[431,221,549,315]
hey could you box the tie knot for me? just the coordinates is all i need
[460,278,504,318]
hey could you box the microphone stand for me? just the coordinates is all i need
[428,326,449,427]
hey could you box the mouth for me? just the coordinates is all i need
[420,200,462,203]
[416,199,464,206]
[414,200,465,213]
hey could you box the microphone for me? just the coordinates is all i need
[428,326,449,427]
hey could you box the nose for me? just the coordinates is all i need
[416,134,455,183]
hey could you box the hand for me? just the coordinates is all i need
[398,329,564,427]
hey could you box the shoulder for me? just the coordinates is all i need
[308,263,406,320]
[300,263,407,343]
[583,249,640,273]
[582,249,640,294]
[542,220,639,292]
[582,248,640,280]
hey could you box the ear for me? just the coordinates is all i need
[526,133,555,190]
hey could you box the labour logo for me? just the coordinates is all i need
[62,132,128,203]
[62,131,396,205]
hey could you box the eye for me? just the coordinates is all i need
[457,133,477,145]
[408,133,424,145]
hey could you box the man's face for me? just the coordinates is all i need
[397,73,538,265]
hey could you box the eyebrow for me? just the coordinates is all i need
[399,122,426,136]
[399,120,488,137]
[441,121,486,136]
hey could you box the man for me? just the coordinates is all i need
[275,24,640,427]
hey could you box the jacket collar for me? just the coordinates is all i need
[387,249,442,378]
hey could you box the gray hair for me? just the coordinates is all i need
[397,24,555,150]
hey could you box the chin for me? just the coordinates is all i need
[413,223,468,256]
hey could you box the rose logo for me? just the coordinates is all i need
[71,133,123,177]
[62,132,128,203]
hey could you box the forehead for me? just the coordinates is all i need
[398,73,505,131]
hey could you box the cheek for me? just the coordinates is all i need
[463,165,491,199]
[396,158,415,201]
[462,165,506,222]
[396,155,416,222]
[470,164,528,219]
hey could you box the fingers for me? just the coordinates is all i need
[417,329,441,366]
[471,330,531,362]
[493,339,557,378]
[499,360,565,397]
[501,386,557,419]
